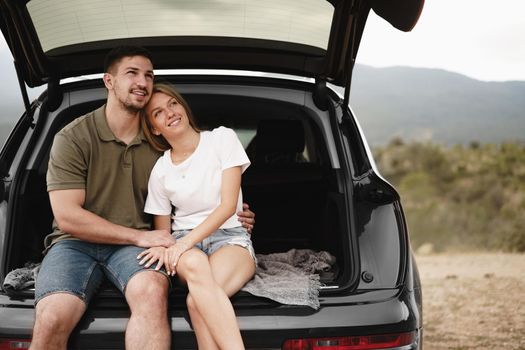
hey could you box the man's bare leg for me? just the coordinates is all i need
[125,271,170,350]
[30,293,86,350]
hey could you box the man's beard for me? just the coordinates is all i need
[118,94,147,114]
[121,100,144,113]
[114,82,148,113]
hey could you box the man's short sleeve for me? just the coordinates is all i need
[46,132,87,191]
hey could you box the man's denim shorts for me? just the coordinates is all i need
[35,240,168,305]
[173,226,256,263]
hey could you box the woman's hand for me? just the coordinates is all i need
[137,247,167,271]
[164,240,191,276]
[237,203,255,233]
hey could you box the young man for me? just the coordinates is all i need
[30,46,255,350]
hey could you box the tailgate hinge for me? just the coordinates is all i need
[341,0,364,123]
[313,78,329,111]
[13,59,32,122]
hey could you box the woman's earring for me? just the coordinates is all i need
[152,128,161,135]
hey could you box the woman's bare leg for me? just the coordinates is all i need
[209,245,256,296]
[177,248,251,350]
[186,245,255,349]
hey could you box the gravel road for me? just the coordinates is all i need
[416,253,525,349]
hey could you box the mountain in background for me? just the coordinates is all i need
[349,65,525,146]
[1,58,524,147]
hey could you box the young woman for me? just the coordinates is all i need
[137,83,256,349]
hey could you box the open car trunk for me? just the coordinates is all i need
[5,75,353,305]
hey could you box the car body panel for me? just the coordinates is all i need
[0,74,423,348]
[0,285,420,348]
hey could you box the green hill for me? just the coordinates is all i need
[375,139,525,252]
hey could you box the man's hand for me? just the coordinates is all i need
[135,229,175,248]
[237,203,255,233]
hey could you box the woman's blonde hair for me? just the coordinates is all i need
[141,83,200,152]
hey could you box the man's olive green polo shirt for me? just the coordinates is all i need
[45,105,161,249]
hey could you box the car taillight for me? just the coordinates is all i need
[0,338,31,350]
[282,331,417,350]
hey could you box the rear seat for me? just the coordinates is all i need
[22,115,328,264]
[242,119,328,254]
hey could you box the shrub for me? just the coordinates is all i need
[374,140,525,252]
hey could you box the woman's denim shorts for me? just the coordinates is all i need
[173,226,256,263]
[35,240,168,305]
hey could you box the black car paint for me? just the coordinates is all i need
[0,287,421,349]
[0,77,422,349]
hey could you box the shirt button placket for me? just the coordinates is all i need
[123,146,132,169]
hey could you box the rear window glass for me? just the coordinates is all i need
[27,0,334,53]
[233,122,314,164]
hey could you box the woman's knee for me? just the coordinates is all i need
[176,250,210,281]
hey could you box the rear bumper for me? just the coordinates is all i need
[0,287,421,349]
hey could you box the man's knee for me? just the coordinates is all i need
[34,293,85,336]
[126,271,169,309]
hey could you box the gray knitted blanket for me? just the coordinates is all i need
[3,249,336,309]
[2,262,40,295]
[241,249,336,309]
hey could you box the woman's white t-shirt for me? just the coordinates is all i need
[144,127,250,231]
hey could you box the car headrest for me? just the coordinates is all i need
[256,119,305,153]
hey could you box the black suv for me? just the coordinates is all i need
[0,0,424,349]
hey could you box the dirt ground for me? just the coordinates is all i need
[415,253,525,349]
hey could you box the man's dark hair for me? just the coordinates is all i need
[103,46,153,74]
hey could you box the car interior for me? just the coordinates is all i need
[7,85,349,294]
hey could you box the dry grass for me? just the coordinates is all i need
[416,253,525,349]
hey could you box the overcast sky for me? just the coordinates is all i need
[358,0,525,81]
[1,0,524,83]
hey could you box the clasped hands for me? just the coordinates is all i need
[137,240,191,276]
[137,203,255,275]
